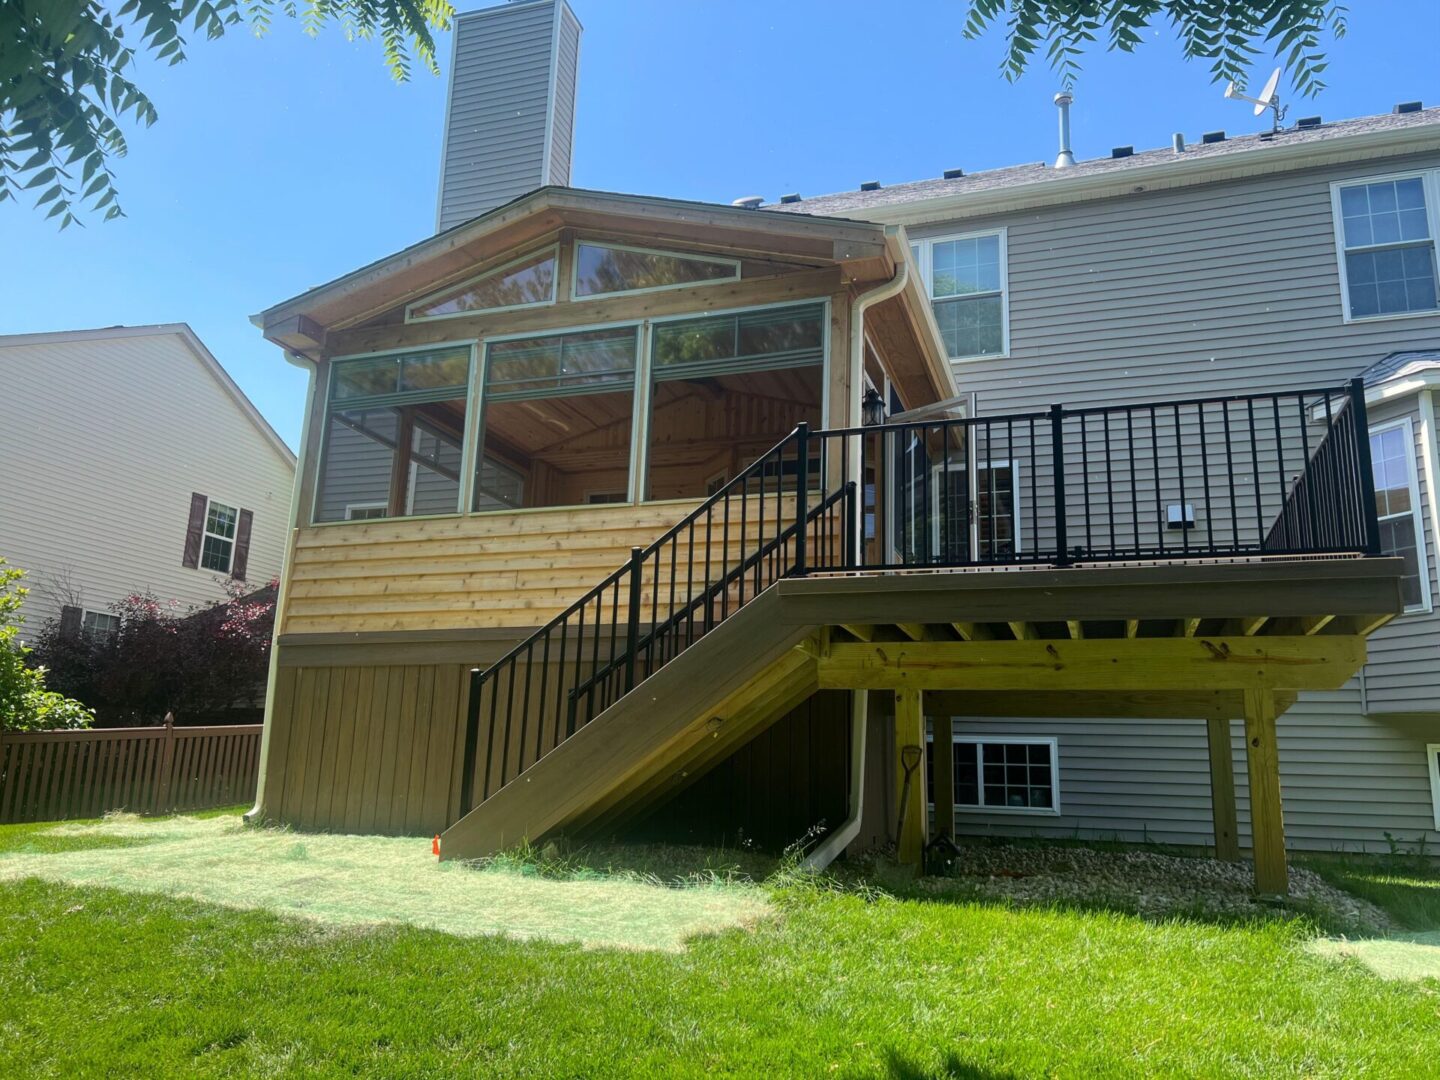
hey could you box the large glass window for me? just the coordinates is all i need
[1334,174,1439,320]
[914,231,1007,359]
[1370,422,1430,611]
[927,735,1060,813]
[407,248,556,320]
[314,348,472,522]
[574,243,738,298]
[474,326,639,511]
[645,304,825,500]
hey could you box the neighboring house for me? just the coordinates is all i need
[241,0,1427,897]
[767,102,1440,856]
[0,324,296,641]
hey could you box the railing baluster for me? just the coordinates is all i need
[1349,377,1381,555]
[795,423,809,575]
[1050,404,1068,565]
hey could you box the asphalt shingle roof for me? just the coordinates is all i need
[1360,350,1440,388]
[767,106,1440,218]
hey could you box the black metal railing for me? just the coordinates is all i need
[459,379,1380,815]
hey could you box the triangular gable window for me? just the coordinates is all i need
[573,242,738,298]
[407,247,557,321]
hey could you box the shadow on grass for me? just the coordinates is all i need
[1297,854,1440,932]
[883,1048,1021,1080]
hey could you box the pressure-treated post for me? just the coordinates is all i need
[624,547,644,692]
[794,423,809,575]
[894,688,927,865]
[1050,403,1070,565]
[932,713,956,843]
[1243,689,1288,896]
[1348,377,1382,556]
[156,712,177,814]
[1205,717,1241,861]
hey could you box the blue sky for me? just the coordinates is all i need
[2,0,1437,449]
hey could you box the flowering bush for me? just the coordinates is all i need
[30,578,277,727]
[0,559,94,733]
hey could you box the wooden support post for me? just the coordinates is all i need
[1205,717,1240,861]
[932,712,955,843]
[156,713,178,815]
[893,688,926,865]
[1242,689,1287,897]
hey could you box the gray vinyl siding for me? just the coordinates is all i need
[437,1,577,232]
[939,693,1440,854]
[919,149,1440,850]
[547,3,581,186]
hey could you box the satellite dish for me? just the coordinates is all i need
[1222,66,1287,132]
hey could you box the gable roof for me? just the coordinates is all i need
[0,323,296,468]
[1361,350,1440,390]
[769,106,1440,225]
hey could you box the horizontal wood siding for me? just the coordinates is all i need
[0,724,261,824]
[260,662,468,836]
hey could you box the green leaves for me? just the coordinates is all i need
[960,1,1346,99]
[0,0,452,226]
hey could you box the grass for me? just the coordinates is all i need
[2,815,1440,1078]
[1297,852,1440,931]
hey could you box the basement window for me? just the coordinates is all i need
[912,230,1009,359]
[80,610,120,641]
[573,242,739,298]
[406,247,557,321]
[927,733,1060,815]
[1332,172,1439,321]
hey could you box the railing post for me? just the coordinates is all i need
[1347,377,1382,556]
[794,423,809,575]
[625,547,644,692]
[844,480,858,571]
[156,712,177,814]
[459,668,482,815]
[1050,404,1071,566]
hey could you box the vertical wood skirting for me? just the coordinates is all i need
[932,713,955,843]
[893,688,926,864]
[1205,716,1240,861]
[1243,688,1288,896]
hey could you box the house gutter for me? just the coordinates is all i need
[245,350,317,826]
[802,247,911,870]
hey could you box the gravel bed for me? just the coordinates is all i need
[900,844,1396,934]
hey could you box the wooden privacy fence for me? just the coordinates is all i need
[0,722,262,824]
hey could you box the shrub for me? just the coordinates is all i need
[0,559,94,733]
[29,578,276,727]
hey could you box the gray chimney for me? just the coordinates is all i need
[436,0,582,232]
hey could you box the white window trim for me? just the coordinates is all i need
[1428,743,1440,832]
[1329,169,1440,325]
[80,609,120,639]
[404,245,559,323]
[927,731,1061,817]
[1371,417,1433,614]
[344,502,388,521]
[571,240,741,300]
[201,498,237,574]
[912,227,1010,361]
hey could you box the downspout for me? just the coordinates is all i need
[804,244,909,870]
[245,351,317,825]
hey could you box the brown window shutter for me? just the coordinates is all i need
[232,509,254,581]
[59,605,82,636]
[183,492,207,568]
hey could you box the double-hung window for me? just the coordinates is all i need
[927,733,1060,814]
[1332,172,1440,321]
[911,230,1008,359]
[81,610,120,640]
[201,500,238,572]
[1370,420,1431,612]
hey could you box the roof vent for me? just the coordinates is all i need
[1111,145,1134,159]
[1201,130,1226,144]
[859,180,881,192]
[779,193,802,204]
[1395,101,1423,114]
[1172,133,1185,153]
[943,168,965,180]
[731,196,764,210]
[1295,115,1322,129]
[1053,91,1076,168]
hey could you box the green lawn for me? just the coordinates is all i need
[2,815,1439,1078]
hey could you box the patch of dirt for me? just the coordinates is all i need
[888,844,1398,934]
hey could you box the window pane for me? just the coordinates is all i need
[647,306,825,500]
[1370,428,1426,608]
[934,294,1004,358]
[409,250,556,318]
[1342,179,1432,251]
[1347,247,1438,317]
[316,349,472,523]
[574,244,736,296]
[475,327,638,511]
[201,535,233,572]
[931,235,1000,297]
[978,465,1018,557]
[977,741,1053,809]
[205,502,237,539]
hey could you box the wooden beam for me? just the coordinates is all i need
[817,637,1366,693]
[895,623,927,642]
[1243,688,1288,897]
[1205,717,1241,861]
[920,689,1297,722]
[932,715,955,844]
[893,689,926,866]
[839,623,877,642]
[1181,618,1202,638]
[1008,621,1035,641]
[1241,616,1269,636]
[951,621,993,641]
[1124,619,1140,639]
[1300,613,1336,635]
[1066,620,1084,640]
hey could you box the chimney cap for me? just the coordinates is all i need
[731,196,764,210]
[1053,91,1073,106]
